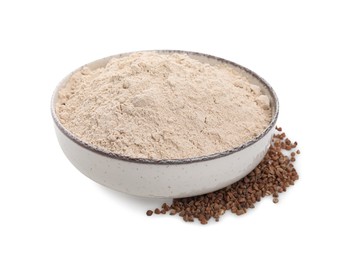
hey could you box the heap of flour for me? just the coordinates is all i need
[56,52,272,159]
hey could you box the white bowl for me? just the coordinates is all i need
[51,50,279,198]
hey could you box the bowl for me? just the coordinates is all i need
[51,50,279,198]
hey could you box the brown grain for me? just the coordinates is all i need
[147,127,299,224]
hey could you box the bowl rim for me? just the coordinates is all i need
[51,50,279,165]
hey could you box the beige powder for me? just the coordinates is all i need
[56,52,272,159]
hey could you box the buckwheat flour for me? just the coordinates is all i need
[56,52,272,159]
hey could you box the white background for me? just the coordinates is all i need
[1,1,349,259]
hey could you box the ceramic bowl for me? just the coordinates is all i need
[51,50,279,198]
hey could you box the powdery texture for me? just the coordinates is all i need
[56,52,272,159]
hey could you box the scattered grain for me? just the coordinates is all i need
[147,127,299,224]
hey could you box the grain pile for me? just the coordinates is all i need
[147,127,299,224]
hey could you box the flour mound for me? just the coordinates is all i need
[56,52,272,159]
